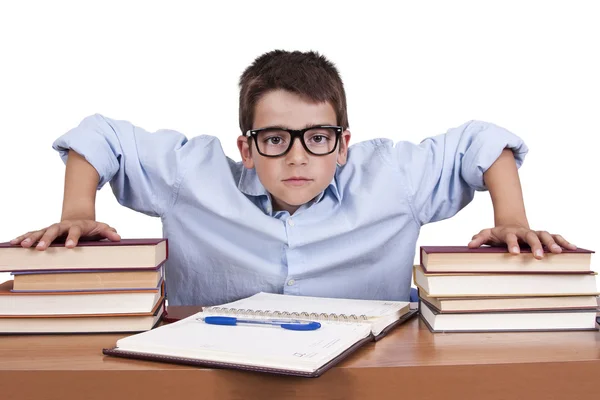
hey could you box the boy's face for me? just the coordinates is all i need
[237,89,351,214]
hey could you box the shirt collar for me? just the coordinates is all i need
[237,167,343,204]
[237,166,268,197]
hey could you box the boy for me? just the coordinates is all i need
[10,50,576,306]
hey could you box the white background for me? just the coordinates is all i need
[1,0,598,286]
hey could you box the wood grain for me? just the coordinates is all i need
[0,306,598,400]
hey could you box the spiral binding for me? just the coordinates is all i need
[204,306,369,321]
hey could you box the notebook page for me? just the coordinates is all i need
[115,311,372,373]
[206,292,409,319]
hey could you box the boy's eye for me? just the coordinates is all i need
[257,129,289,147]
[264,136,286,145]
[306,129,335,145]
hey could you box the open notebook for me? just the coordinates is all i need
[103,292,416,377]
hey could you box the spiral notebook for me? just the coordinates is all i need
[103,292,416,377]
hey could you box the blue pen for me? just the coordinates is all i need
[200,316,321,331]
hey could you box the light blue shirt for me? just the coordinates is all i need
[53,115,528,306]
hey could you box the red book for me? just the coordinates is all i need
[420,245,595,273]
[0,238,167,272]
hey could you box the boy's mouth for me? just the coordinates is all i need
[282,176,313,186]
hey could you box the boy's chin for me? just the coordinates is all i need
[275,190,322,207]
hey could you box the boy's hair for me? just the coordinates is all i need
[238,50,349,133]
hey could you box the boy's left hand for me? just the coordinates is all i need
[467,225,577,260]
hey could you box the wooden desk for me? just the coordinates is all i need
[0,306,598,400]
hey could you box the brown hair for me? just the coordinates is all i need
[238,50,349,133]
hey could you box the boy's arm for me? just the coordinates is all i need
[384,120,575,259]
[61,150,99,220]
[483,149,529,228]
[12,114,203,250]
[11,150,121,249]
[52,114,196,217]
[387,120,528,226]
[468,149,577,259]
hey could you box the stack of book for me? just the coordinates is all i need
[414,246,599,332]
[0,238,167,333]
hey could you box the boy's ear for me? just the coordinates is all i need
[336,129,351,166]
[237,135,255,169]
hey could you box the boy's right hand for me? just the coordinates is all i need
[10,220,121,251]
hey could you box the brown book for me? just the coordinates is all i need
[0,298,165,333]
[12,267,163,291]
[413,264,599,297]
[0,238,167,272]
[419,300,599,332]
[0,279,163,315]
[418,291,599,313]
[420,245,594,273]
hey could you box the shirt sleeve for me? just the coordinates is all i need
[384,120,529,226]
[52,114,193,218]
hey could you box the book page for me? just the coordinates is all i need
[206,292,408,320]
[115,311,373,373]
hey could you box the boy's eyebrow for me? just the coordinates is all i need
[261,123,336,130]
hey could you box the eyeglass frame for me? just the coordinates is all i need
[244,125,345,158]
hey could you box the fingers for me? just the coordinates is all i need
[504,233,520,254]
[99,226,121,242]
[466,226,577,261]
[468,229,491,248]
[10,232,33,245]
[65,224,82,248]
[10,221,122,251]
[521,230,544,259]
[553,234,577,250]
[537,230,561,254]
[22,230,47,248]
[64,222,120,247]
[86,221,121,242]
[36,223,66,251]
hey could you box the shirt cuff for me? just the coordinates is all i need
[461,121,529,191]
[52,122,120,190]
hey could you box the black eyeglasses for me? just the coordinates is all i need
[244,125,344,157]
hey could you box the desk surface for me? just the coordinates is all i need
[1,306,598,400]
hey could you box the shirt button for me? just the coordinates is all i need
[287,279,295,286]
[288,218,295,227]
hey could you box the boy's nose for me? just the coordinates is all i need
[285,137,309,165]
